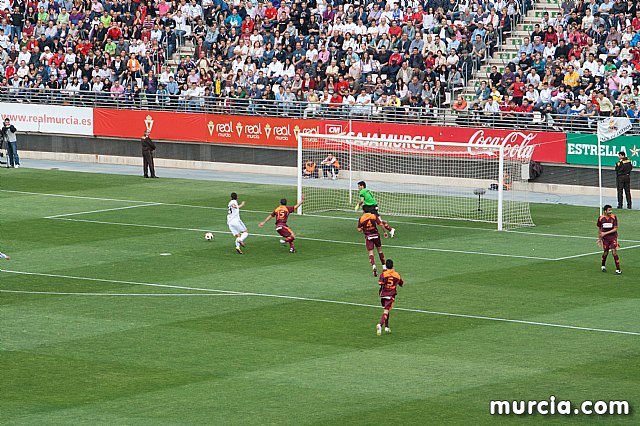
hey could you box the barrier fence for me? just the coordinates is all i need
[2,93,639,167]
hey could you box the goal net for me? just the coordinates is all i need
[297,133,534,230]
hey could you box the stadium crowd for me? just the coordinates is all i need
[470,0,640,131]
[0,0,639,130]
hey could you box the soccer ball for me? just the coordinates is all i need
[204,232,214,241]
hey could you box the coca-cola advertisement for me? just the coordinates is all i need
[345,122,566,163]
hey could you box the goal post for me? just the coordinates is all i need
[297,132,534,230]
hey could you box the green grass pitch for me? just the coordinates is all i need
[1,169,639,424]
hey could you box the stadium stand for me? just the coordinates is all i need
[0,0,638,133]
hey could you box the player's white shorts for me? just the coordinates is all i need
[228,219,247,235]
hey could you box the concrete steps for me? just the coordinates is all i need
[459,0,564,101]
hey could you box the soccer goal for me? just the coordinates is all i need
[297,133,535,230]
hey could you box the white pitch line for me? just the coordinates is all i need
[2,269,639,337]
[5,188,640,243]
[0,189,161,204]
[553,244,640,261]
[0,188,265,214]
[309,213,640,243]
[509,229,640,244]
[0,269,231,293]
[44,203,161,219]
[48,217,555,261]
[0,289,250,297]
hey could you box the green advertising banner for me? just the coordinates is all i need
[566,133,640,166]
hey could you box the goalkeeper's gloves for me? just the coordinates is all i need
[354,204,360,211]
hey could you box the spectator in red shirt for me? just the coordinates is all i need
[22,21,34,38]
[5,61,16,80]
[329,91,343,116]
[632,11,640,30]
[26,37,38,52]
[76,39,92,56]
[510,75,525,106]
[49,50,65,67]
[241,17,254,33]
[264,2,277,20]
[544,26,558,45]
[388,21,402,38]
[107,22,123,40]
[335,75,349,93]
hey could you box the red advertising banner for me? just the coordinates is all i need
[204,114,325,148]
[94,108,208,142]
[93,108,566,163]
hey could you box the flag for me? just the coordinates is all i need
[597,117,632,143]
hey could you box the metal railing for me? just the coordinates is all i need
[4,86,639,135]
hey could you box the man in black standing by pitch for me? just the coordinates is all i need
[615,151,632,209]
[141,130,157,178]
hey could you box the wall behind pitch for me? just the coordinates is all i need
[19,133,296,166]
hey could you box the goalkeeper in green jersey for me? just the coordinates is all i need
[355,181,395,237]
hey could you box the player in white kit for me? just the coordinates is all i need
[228,192,249,254]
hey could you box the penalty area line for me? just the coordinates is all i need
[44,203,162,219]
[46,217,555,261]
[0,289,251,297]
[5,188,638,243]
[552,244,640,261]
[1,269,639,337]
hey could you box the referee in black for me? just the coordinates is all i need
[615,151,632,209]
[141,130,157,178]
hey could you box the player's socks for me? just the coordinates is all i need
[368,255,375,266]
[378,252,385,264]
[372,264,377,277]
[614,254,620,270]
[239,232,248,246]
[0,251,9,260]
[379,313,388,327]
[235,238,241,249]
[384,314,389,328]
[602,252,608,266]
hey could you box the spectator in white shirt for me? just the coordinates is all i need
[17,46,31,65]
[484,97,500,113]
[536,82,553,110]
[352,88,372,115]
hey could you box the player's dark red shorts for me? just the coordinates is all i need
[380,296,395,310]
[365,234,381,250]
[276,225,293,238]
[602,238,619,250]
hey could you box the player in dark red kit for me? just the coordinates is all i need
[357,211,388,276]
[376,259,404,336]
[597,204,621,274]
[259,195,304,253]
